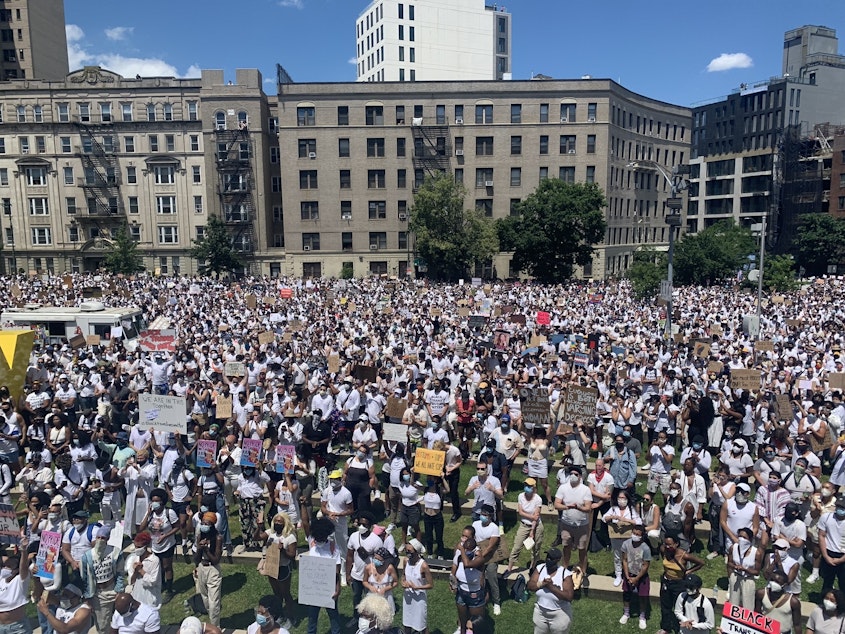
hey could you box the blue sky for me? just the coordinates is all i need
[64,0,845,107]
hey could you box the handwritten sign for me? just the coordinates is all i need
[35,530,61,580]
[775,394,792,421]
[86,335,101,346]
[468,315,487,330]
[245,294,257,309]
[708,361,724,375]
[386,397,407,419]
[561,385,598,423]
[430,307,443,317]
[829,373,845,391]
[413,448,446,477]
[258,331,276,346]
[327,355,340,374]
[381,422,407,443]
[521,392,550,429]
[139,393,187,434]
[352,365,377,383]
[275,443,296,474]
[536,311,550,326]
[509,314,527,325]
[719,602,780,634]
[754,340,774,352]
[69,333,86,349]
[730,369,760,391]
[290,319,303,331]
[0,503,19,545]
[693,341,711,359]
[138,330,177,353]
[225,362,246,377]
[196,440,218,468]
[216,396,232,420]
[263,541,281,579]
[241,438,262,467]
[298,555,339,608]
[786,319,802,329]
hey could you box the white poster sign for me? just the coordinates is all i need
[139,393,187,434]
[298,555,338,608]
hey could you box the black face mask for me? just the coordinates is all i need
[615,442,625,451]
[545,558,558,570]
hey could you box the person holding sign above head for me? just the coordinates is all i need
[305,517,342,634]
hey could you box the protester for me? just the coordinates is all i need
[671,574,713,634]
[401,539,432,634]
[37,583,92,634]
[527,547,573,634]
[109,593,160,634]
[754,571,802,634]
[619,524,651,631]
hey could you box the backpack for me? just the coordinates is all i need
[510,573,528,603]
[69,522,99,542]
[661,510,683,538]
[682,592,707,623]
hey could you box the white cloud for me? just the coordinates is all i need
[348,56,357,65]
[104,26,134,41]
[706,53,753,72]
[279,0,304,8]
[66,23,197,78]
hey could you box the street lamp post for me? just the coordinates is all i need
[750,209,768,342]
[627,161,690,344]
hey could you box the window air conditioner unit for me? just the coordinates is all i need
[398,213,407,221]
[484,180,494,187]
[587,116,596,122]
[369,244,379,250]
[560,117,568,123]
[303,245,311,251]
[455,117,464,125]
[568,149,576,154]
[412,117,423,126]
[308,152,316,159]
[455,149,464,156]
[21,148,28,154]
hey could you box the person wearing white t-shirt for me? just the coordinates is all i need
[109,593,160,634]
[554,466,593,580]
[646,432,675,496]
[38,583,92,634]
[320,469,354,574]
[344,511,382,629]
[304,518,342,634]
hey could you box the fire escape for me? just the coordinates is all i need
[74,116,123,237]
[411,120,451,189]
[215,123,256,273]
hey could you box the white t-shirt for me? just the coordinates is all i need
[347,530,382,581]
[110,603,161,634]
[649,444,675,474]
[517,492,542,525]
[555,482,592,526]
[321,486,353,523]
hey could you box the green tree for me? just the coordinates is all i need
[625,247,667,299]
[762,253,798,292]
[791,213,845,276]
[103,225,144,275]
[190,214,244,276]
[673,220,755,285]
[497,179,606,283]
[410,173,498,281]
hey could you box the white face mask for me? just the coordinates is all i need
[358,616,372,632]
[94,540,106,553]
[0,568,11,580]
[738,537,751,549]
[59,598,73,610]
[569,475,580,485]
[824,599,838,612]
[768,581,782,593]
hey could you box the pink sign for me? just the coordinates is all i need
[138,330,177,352]
[241,438,262,467]
[536,311,551,325]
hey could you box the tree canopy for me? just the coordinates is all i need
[625,247,667,299]
[190,214,244,277]
[409,173,499,281]
[103,224,144,276]
[791,213,845,277]
[673,219,755,285]
[497,179,606,283]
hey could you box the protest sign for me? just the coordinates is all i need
[216,396,232,420]
[381,423,407,443]
[536,311,551,326]
[786,319,802,329]
[775,394,792,421]
[430,307,443,317]
[352,364,377,383]
[573,353,589,367]
[275,444,296,474]
[708,361,724,375]
[138,330,177,353]
[562,385,598,423]
[69,333,86,349]
[258,331,276,346]
[468,315,487,330]
[327,355,340,374]
[263,542,281,579]
[241,439,262,467]
[529,335,547,348]
[755,340,774,352]
[386,397,407,419]
[414,448,445,477]
[196,440,218,469]
[139,394,187,434]
[225,362,246,377]
[719,602,780,634]
[0,503,19,545]
[509,314,527,325]
[86,335,101,346]
[694,341,711,359]
[458,307,470,317]
[521,392,550,429]
[298,555,339,608]
[730,369,761,391]
[0,329,35,403]
[829,373,845,391]
[35,531,61,580]
[493,330,511,351]
[245,294,257,309]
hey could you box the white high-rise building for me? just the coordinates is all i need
[355,0,512,82]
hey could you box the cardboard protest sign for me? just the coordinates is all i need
[386,397,407,419]
[69,333,86,349]
[0,503,20,544]
[509,314,527,325]
[139,394,187,434]
[414,448,445,477]
[263,542,281,579]
[521,392,550,428]
[215,396,233,420]
[327,355,340,374]
[786,319,802,329]
[775,394,792,421]
[529,335,547,348]
[263,296,276,306]
[562,385,598,423]
[225,362,246,377]
[245,294,257,309]
[258,331,276,346]
[86,335,101,346]
[352,364,377,383]
[0,329,35,403]
[458,307,470,317]
[35,530,61,580]
[468,315,487,330]
[241,438,262,467]
[536,311,551,326]
[829,373,845,391]
[196,440,218,469]
[298,555,339,608]
[730,369,761,391]
[710,323,723,336]
[275,444,296,474]
[771,295,784,304]
[290,319,303,331]
[708,361,724,375]
[430,307,443,317]
[138,330,177,353]
[755,340,774,352]
[693,341,711,359]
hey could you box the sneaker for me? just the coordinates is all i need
[493,604,501,616]
[641,464,650,471]
[613,576,623,587]
[706,551,720,560]
[582,575,590,589]
[340,575,348,587]
[619,615,629,624]
[639,617,647,630]
[498,524,505,536]
[807,572,820,584]
[386,523,396,533]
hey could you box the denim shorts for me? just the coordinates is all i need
[456,588,485,608]
[0,618,33,634]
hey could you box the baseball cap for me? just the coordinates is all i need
[773,538,789,549]
[685,574,703,589]
[179,617,204,634]
[546,548,562,561]
[525,477,537,486]
[736,483,751,493]
[329,469,344,480]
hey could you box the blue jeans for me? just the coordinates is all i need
[215,493,231,546]
[37,606,55,634]
[307,604,341,634]
[0,619,33,634]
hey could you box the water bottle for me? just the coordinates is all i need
[712,583,719,601]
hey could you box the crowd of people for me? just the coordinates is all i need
[2,272,845,634]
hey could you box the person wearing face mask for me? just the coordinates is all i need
[450,534,486,634]
[216,435,242,510]
[753,469,791,548]
[363,546,398,613]
[61,510,102,582]
[79,526,126,634]
[37,583,92,634]
[255,513,297,630]
[830,433,845,489]
[554,466,592,583]
[752,442,788,489]
[321,469,354,577]
[344,442,377,515]
[119,449,156,538]
[763,538,801,598]
[191,512,223,627]
[619,525,651,630]
[355,592,399,634]
[471,503,502,615]
[249,594,290,634]
[646,432,674,498]
[305,517,342,634]
[488,413,523,493]
[791,433,822,478]
[782,455,821,519]
[605,433,638,499]
[401,538,432,634]
[658,534,704,634]
[507,478,544,575]
[109,592,160,634]
[138,489,178,601]
[125,532,161,610]
[808,483,839,584]
[726,526,763,608]
[819,495,845,594]
[661,482,694,553]
[0,537,32,634]
[422,416,448,450]
[719,436,753,482]
[720,482,760,552]
[526,547,574,634]
[771,500,806,578]
[602,490,642,587]
[345,511,382,629]
[671,574,713,634]
[235,461,271,551]
[806,589,845,634]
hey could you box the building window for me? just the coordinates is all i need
[399,24,404,40]
[78,103,90,122]
[476,199,493,216]
[63,166,73,185]
[475,105,493,124]
[367,138,385,157]
[28,197,48,215]
[397,169,407,188]
[298,139,317,158]
[297,107,315,126]
[25,167,46,186]
[299,170,318,189]
[338,138,350,157]
[510,167,521,187]
[195,226,206,241]
[288,201,316,224]
[128,197,139,213]
[215,111,226,131]
[19,137,29,154]
[60,137,71,153]
[154,165,175,184]
[476,137,493,156]
[511,136,522,155]
[368,201,387,219]
[31,227,51,245]
[559,166,575,182]
[587,102,597,121]
[559,135,576,154]
[368,170,386,188]
[398,231,408,250]
[337,106,349,126]
[192,165,201,184]
[121,103,133,122]
[187,101,198,121]
[339,169,351,189]
[165,134,175,152]
[57,103,69,122]
[68,225,79,242]
[539,167,548,182]
[560,103,576,122]
[0,168,7,186]
[271,176,281,192]
[365,106,384,126]
[32,105,42,122]
[342,232,353,251]
[510,198,521,216]
[511,104,522,124]
[302,262,322,277]
[475,168,493,188]
[455,105,464,122]
[586,134,596,154]
[99,102,112,122]
[125,136,135,153]
[158,257,168,275]
[129,225,141,241]
[454,168,463,184]
[341,201,352,220]
[15,105,25,122]
[163,103,173,121]
[270,147,280,163]
[1,198,9,215]
[397,137,406,157]
[149,135,159,152]
[158,226,178,243]
[302,233,320,250]
[146,103,156,122]
[369,232,387,249]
